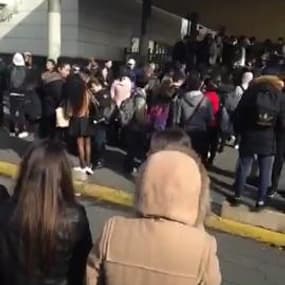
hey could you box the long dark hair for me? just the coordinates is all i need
[13,140,76,272]
[64,73,86,116]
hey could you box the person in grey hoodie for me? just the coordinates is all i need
[175,72,214,164]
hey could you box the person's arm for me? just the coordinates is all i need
[68,207,93,285]
[234,86,243,101]
[204,237,222,285]
[233,91,248,134]
[54,80,64,107]
[110,81,116,99]
[276,92,285,130]
[172,96,182,127]
[86,219,112,285]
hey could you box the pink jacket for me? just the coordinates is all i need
[110,77,132,107]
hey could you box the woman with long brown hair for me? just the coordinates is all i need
[0,140,92,285]
[67,71,94,175]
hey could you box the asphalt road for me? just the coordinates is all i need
[0,128,285,284]
[82,200,285,285]
[0,175,284,285]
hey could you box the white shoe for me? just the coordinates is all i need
[18,132,29,138]
[85,167,94,175]
[234,144,239,150]
[73,166,85,173]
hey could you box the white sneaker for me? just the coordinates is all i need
[73,166,85,173]
[85,167,94,175]
[18,132,29,139]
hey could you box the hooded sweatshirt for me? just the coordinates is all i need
[87,150,221,285]
[177,90,214,132]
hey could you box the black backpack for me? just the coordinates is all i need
[254,90,280,128]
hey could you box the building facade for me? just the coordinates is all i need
[156,0,285,41]
[0,0,182,60]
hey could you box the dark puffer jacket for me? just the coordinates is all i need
[0,199,92,285]
[41,72,64,117]
[234,76,285,156]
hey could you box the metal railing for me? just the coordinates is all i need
[125,48,172,67]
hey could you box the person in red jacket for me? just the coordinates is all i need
[204,77,221,165]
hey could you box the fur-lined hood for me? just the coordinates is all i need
[135,150,207,226]
[252,75,284,91]
[41,71,63,85]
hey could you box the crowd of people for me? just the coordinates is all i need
[0,38,285,206]
[0,30,285,284]
[0,134,221,285]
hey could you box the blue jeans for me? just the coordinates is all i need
[234,155,274,202]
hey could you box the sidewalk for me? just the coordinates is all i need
[1,127,285,246]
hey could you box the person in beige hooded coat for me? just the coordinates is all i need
[86,148,222,285]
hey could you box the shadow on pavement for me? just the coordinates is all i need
[209,165,235,179]
[104,147,134,182]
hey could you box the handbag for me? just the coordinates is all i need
[56,107,70,128]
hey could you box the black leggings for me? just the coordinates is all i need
[10,95,26,134]
[208,128,219,163]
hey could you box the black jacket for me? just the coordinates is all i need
[234,78,285,156]
[0,199,92,285]
[41,72,64,117]
[90,89,114,124]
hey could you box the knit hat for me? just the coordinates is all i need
[12,53,25,67]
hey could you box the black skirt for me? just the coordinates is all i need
[69,117,92,137]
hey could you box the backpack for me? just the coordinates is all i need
[148,103,170,131]
[254,90,280,128]
[10,67,26,91]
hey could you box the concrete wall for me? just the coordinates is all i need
[0,0,181,60]
[0,0,79,57]
[78,0,181,61]
[155,0,285,40]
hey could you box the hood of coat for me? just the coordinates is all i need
[182,90,204,108]
[135,150,202,226]
[42,71,63,85]
[252,75,284,91]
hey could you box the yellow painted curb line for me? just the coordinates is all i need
[1,161,285,247]
[206,215,285,246]
[0,161,18,178]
